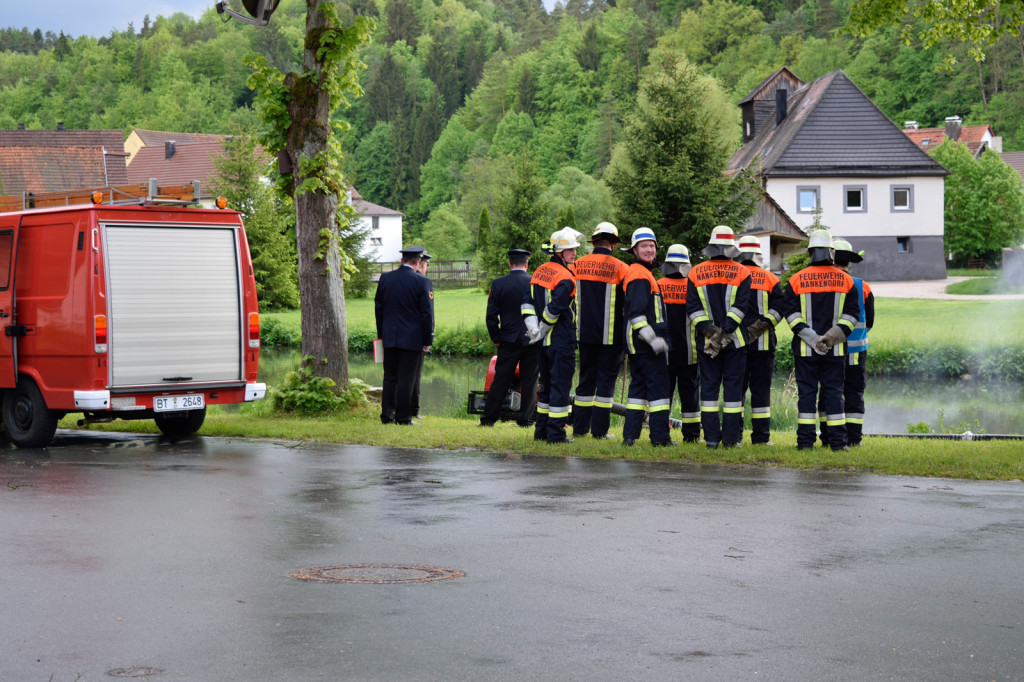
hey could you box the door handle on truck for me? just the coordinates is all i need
[5,325,27,337]
[0,311,7,318]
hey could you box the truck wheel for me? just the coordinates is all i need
[2,377,59,448]
[154,407,206,439]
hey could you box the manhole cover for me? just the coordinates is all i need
[108,667,162,678]
[291,564,464,584]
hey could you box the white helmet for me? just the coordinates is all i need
[661,244,691,277]
[703,225,739,259]
[591,221,621,244]
[737,235,764,267]
[552,227,581,253]
[807,229,835,263]
[620,226,657,251]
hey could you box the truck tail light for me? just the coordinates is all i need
[248,312,260,349]
[95,314,108,353]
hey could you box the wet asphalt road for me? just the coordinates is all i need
[1,432,1022,681]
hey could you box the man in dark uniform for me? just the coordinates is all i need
[411,251,434,420]
[480,249,539,427]
[658,244,701,443]
[374,246,434,425]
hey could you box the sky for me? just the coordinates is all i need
[3,1,215,38]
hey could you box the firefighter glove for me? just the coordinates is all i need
[528,321,551,345]
[638,325,668,355]
[703,324,723,339]
[524,315,539,340]
[823,325,846,348]
[747,319,771,339]
[797,327,819,347]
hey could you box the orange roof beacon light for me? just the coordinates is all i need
[94,315,108,353]
[248,312,260,349]
[216,196,229,209]
[91,191,104,204]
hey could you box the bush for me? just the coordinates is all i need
[261,316,302,348]
[270,358,370,415]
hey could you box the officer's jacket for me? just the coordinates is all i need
[521,256,576,347]
[486,269,532,345]
[657,274,696,365]
[783,264,860,357]
[685,256,752,347]
[374,265,434,350]
[623,261,668,355]
[741,264,784,352]
[847,278,874,354]
[574,247,629,347]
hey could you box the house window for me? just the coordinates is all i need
[371,216,380,231]
[843,185,867,213]
[796,186,820,214]
[370,237,383,246]
[921,138,930,147]
[891,185,914,212]
[897,237,911,253]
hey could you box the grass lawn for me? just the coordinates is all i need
[66,402,1024,481]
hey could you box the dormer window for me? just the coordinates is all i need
[921,138,931,147]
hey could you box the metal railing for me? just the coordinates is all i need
[374,259,479,289]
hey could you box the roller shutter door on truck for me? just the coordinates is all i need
[104,224,242,388]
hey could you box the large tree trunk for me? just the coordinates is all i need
[282,0,349,388]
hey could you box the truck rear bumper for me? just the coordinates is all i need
[245,382,267,401]
[74,390,111,410]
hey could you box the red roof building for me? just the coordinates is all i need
[902,118,999,156]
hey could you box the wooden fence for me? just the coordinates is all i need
[373,260,479,289]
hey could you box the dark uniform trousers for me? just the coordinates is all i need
[800,355,846,449]
[623,352,671,443]
[573,342,624,438]
[743,350,776,444]
[667,357,700,442]
[536,343,575,442]
[698,345,747,446]
[382,348,424,424]
[818,351,866,446]
[482,342,539,425]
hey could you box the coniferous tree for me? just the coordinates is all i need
[479,154,550,286]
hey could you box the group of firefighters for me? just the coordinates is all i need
[481,222,874,450]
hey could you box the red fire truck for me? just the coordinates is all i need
[0,181,265,447]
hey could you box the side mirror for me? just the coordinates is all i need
[215,0,280,26]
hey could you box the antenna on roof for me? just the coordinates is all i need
[215,0,280,26]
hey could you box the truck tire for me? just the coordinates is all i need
[2,376,59,448]
[154,407,206,439]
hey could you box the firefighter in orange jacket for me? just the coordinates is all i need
[620,228,672,446]
[737,236,784,445]
[572,221,630,439]
[522,228,579,444]
[657,244,701,443]
[686,225,751,448]
[818,237,874,447]
[783,230,861,451]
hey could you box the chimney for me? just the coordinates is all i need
[56,122,65,131]
[776,88,788,125]
[17,123,25,131]
[945,116,962,141]
[165,140,176,159]
[904,121,919,129]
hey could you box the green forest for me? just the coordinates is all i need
[3,0,1023,266]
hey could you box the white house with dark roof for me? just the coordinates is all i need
[728,68,950,281]
[348,188,404,262]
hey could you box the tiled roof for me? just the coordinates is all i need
[126,141,229,196]
[904,124,994,155]
[729,70,948,178]
[353,197,404,217]
[0,128,124,149]
[132,129,227,146]
[1002,152,1024,182]
[0,146,128,195]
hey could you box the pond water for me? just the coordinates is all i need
[259,350,1024,435]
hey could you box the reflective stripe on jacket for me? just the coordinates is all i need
[783,265,860,357]
[846,278,873,354]
[574,248,629,346]
[742,264,784,352]
[685,257,752,347]
[658,275,697,365]
[522,257,577,347]
[623,261,668,355]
